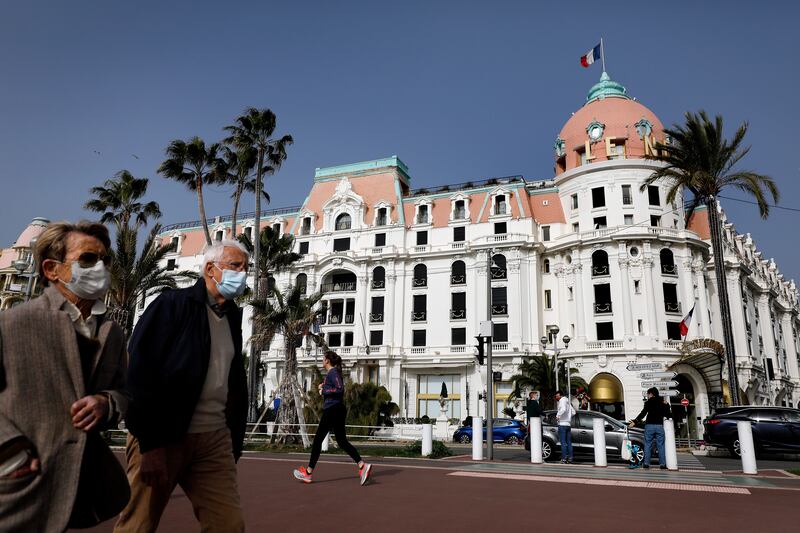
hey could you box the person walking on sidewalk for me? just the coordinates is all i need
[630,387,671,470]
[293,351,372,485]
[555,390,575,464]
[114,241,249,532]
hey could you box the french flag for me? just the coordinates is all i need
[580,44,601,68]
[679,305,695,337]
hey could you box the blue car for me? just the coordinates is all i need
[453,418,527,445]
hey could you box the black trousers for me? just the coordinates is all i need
[309,403,362,469]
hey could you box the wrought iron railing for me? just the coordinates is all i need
[411,311,427,322]
[592,265,609,277]
[412,278,427,288]
[594,302,613,314]
[491,304,507,316]
[491,268,507,280]
[450,309,466,320]
[371,280,385,290]
[665,301,682,313]
[661,264,677,275]
[450,274,466,285]
[369,313,383,323]
[320,281,356,293]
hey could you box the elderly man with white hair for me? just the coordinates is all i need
[115,240,249,533]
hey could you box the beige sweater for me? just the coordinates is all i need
[188,306,235,433]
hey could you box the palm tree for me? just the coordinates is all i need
[219,145,267,237]
[238,226,301,298]
[224,109,293,423]
[84,170,162,229]
[157,137,225,246]
[251,284,325,446]
[642,111,779,405]
[509,354,587,410]
[106,223,197,337]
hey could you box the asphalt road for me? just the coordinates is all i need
[80,451,800,533]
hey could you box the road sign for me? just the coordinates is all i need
[641,380,679,388]
[681,398,690,407]
[626,362,664,371]
[645,390,680,397]
[639,371,678,380]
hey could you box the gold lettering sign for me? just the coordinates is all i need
[584,140,595,161]
[644,135,660,157]
[605,137,617,157]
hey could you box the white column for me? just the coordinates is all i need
[695,261,712,338]
[663,419,678,470]
[592,417,607,467]
[472,416,484,460]
[642,256,660,337]
[737,420,758,474]
[619,257,633,336]
[422,423,433,456]
[530,417,542,464]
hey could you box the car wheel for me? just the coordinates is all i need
[505,435,521,445]
[632,442,645,464]
[729,439,740,458]
[458,434,471,444]
[542,439,554,460]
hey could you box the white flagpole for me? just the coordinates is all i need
[600,37,606,71]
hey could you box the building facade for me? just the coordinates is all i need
[0,217,49,309]
[149,73,800,438]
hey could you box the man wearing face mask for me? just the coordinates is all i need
[115,240,248,533]
[0,221,130,532]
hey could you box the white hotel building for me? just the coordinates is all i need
[146,73,800,438]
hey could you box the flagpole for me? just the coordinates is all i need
[600,37,606,71]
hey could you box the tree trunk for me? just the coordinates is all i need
[197,179,212,246]
[273,339,305,444]
[706,197,740,405]
[248,149,265,423]
[231,181,243,237]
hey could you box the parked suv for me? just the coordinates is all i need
[453,418,527,445]
[703,406,800,457]
[525,410,648,463]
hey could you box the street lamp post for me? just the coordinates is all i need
[541,328,571,397]
[485,248,494,460]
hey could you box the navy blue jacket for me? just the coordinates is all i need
[125,279,248,460]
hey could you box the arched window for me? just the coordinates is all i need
[296,273,307,294]
[335,213,352,231]
[371,266,386,289]
[660,249,676,275]
[543,259,550,274]
[591,250,609,277]
[491,254,507,280]
[451,260,466,285]
[413,264,427,287]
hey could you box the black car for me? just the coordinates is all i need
[525,410,649,463]
[703,406,800,457]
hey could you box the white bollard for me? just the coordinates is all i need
[663,419,678,470]
[593,417,607,467]
[321,432,330,452]
[736,420,758,475]
[422,423,433,457]
[472,416,483,460]
[530,417,543,464]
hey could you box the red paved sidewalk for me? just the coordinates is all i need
[79,452,800,532]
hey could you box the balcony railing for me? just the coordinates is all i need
[410,347,426,354]
[491,268,507,280]
[411,311,427,322]
[451,346,466,353]
[320,281,356,293]
[344,314,355,324]
[451,274,466,285]
[369,313,383,323]
[451,242,466,250]
[490,235,508,242]
[594,302,613,314]
[665,301,682,314]
[491,304,508,316]
[413,245,429,253]
[592,265,609,277]
[586,340,623,349]
[450,309,466,320]
[661,264,677,275]
[492,342,509,351]
[412,278,427,288]
[328,315,342,324]
[371,280,385,290]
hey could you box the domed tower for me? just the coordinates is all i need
[541,73,709,421]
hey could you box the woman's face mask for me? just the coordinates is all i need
[60,260,111,300]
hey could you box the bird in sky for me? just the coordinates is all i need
[132,154,140,159]
[93,150,101,155]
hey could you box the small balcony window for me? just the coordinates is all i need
[491,254,507,280]
[416,205,429,224]
[413,264,427,287]
[376,208,388,226]
[454,200,466,220]
[591,250,609,277]
[622,185,633,205]
[335,213,352,231]
[451,260,466,285]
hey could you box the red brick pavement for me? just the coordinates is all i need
[79,453,800,533]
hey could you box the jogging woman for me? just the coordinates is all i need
[293,351,372,485]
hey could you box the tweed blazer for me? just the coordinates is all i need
[0,287,129,532]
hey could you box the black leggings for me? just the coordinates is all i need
[309,403,362,469]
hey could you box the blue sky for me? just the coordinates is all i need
[2,1,798,282]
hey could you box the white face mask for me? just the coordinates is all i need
[60,261,111,300]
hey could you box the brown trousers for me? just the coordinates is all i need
[113,428,244,533]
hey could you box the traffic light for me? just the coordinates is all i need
[474,335,485,365]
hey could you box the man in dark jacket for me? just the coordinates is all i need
[115,241,249,532]
[631,387,672,470]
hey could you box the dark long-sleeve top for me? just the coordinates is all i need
[635,397,672,425]
[321,369,344,409]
